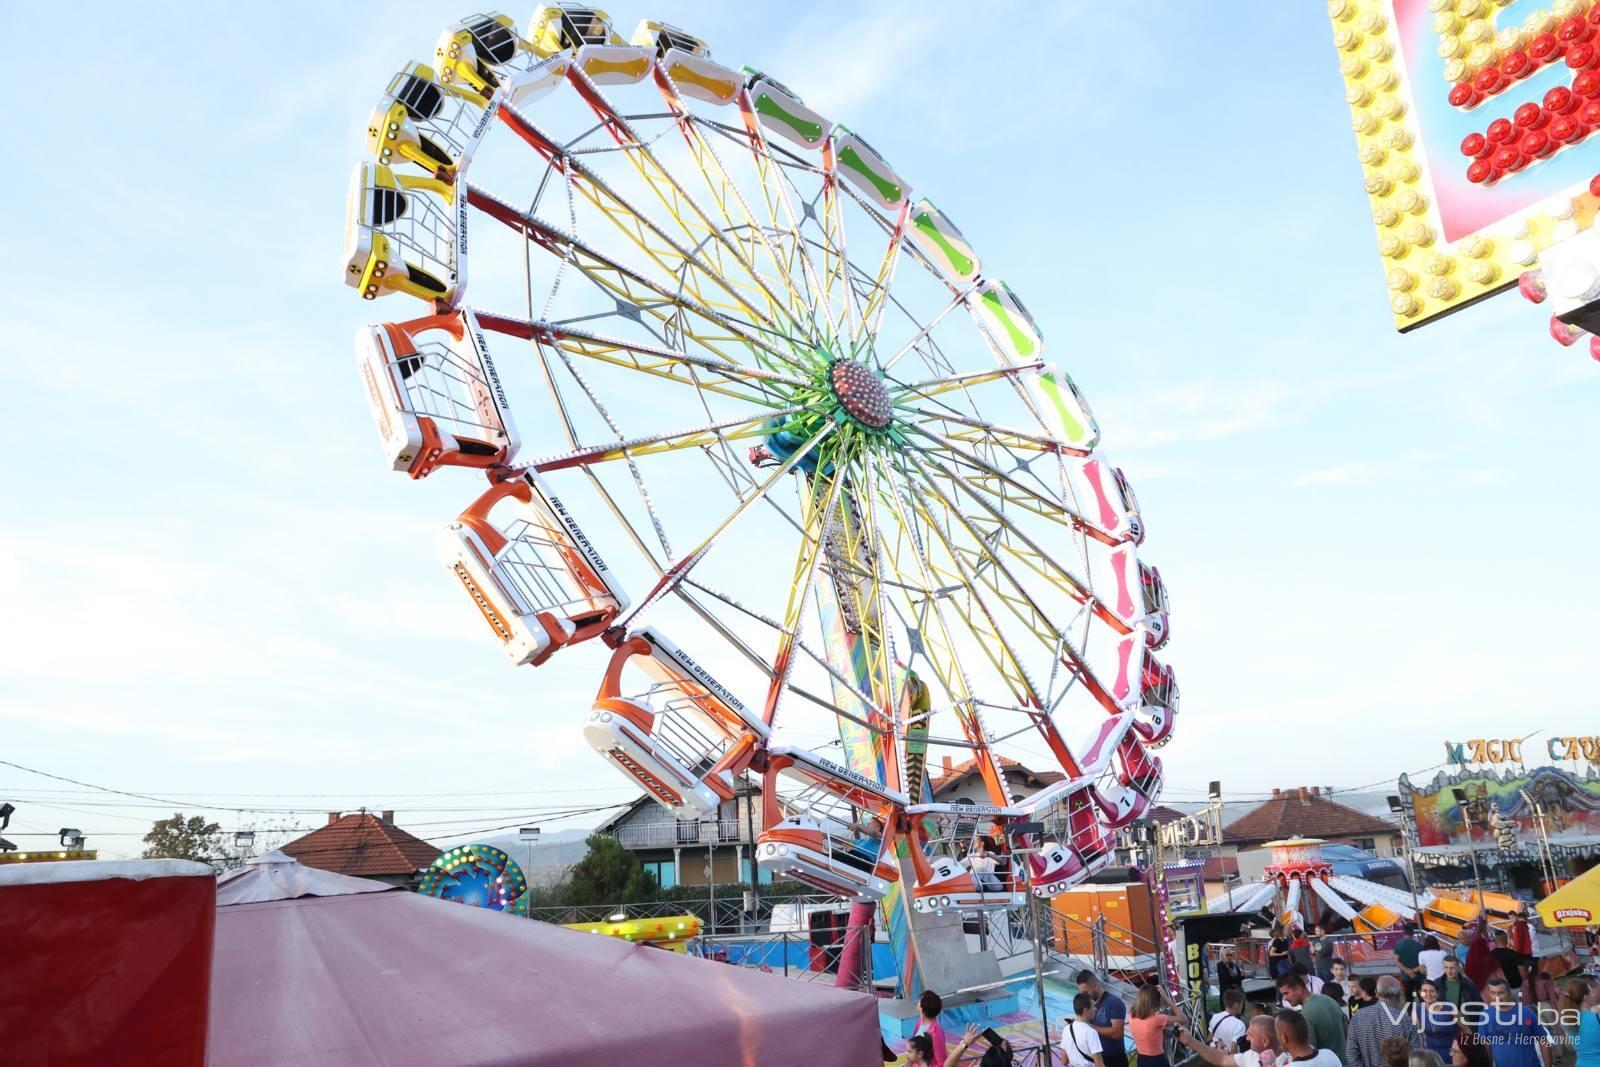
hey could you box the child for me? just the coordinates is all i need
[914,989,947,1065]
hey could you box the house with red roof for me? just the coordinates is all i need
[279,810,441,889]
[1222,786,1403,878]
[930,755,1065,806]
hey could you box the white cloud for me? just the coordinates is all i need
[1104,382,1296,450]
[1290,462,1388,487]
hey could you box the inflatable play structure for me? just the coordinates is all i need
[339,4,1181,1002]
[563,912,701,950]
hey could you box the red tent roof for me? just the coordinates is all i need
[1223,787,1397,845]
[210,890,883,1066]
[279,812,440,878]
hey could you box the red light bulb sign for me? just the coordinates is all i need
[1331,0,1600,332]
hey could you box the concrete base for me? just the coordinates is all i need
[891,850,1005,996]
[879,987,1023,1039]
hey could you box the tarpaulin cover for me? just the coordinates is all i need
[216,849,396,905]
[210,889,884,1066]
[0,859,216,1066]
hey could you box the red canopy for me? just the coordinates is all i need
[211,888,883,1066]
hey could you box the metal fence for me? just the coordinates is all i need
[611,819,745,849]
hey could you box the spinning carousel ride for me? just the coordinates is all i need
[342,5,1178,992]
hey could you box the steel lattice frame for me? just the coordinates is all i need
[343,7,1178,937]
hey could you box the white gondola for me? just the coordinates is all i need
[355,308,518,478]
[1091,726,1163,830]
[1133,648,1178,748]
[1072,454,1143,545]
[756,747,906,900]
[439,471,626,666]
[584,628,766,819]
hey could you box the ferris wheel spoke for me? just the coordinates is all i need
[528,405,801,472]
[850,198,910,349]
[477,311,802,406]
[466,182,809,375]
[905,423,1115,546]
[898,445,1123,717]
[718,105,845,340]
[819,164,864,344]
[655,93,823,337]
[882,449,1087,777]
[898,406,1083,458]
[678,578,888,739]
[498,103,796,345]
[556,73,821,348]
[759,463,848,728]
[872,452,1014,802]
[611,419,838,630]
[904,442,1132,639]
[887,361,1046,405]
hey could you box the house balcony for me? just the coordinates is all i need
[612,820,746,850]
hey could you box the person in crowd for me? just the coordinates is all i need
[1280,1007,1345,1067]
[1219,946,1247,999]
[945,1025,1013,1067]
[1415,980,1459,1062]
[1387,1037,1419,1067]
[1212,990,1250,1053]
[1271,928,1294,980]
[1079,970,1130,1067]
[1063,993,1108,1067]
[969,837,1003,893]
[1128,983,1187,1067]
[906,1034,936,1066]
[1411,1053,1446,1067]
[1563,977,1598,1067]
[1453,1029,1496,1067]
[1348,976,1421,1067]
[1294,962,1328,996]
[1545,978,1584,1067]
[1316,926,1340,982]
[1351,978,1381,1021]
[1330,986,1349,1013]
[1293,929,1317,974]
[1396,929,1426,1003]
[915,989,948,1065]
[1179,1015,1283,1067]
[1439,956,1482,1009]
[1329,961,1352,1002]
[1419,937,1450,983]
[1490,931,1536,995]
[1475,978,1549,1067]
[1279,971,1348,1063]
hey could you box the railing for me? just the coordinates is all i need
[610,819,746,848]
[687,923,879,988]
[526,892,844,935]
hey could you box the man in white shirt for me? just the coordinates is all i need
[1276,1008,1342,1067]
[1180,1015,1282,1067]
[1062,992,1107,1067]
[1210,990,1249,1052]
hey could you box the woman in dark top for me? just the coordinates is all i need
[1415,980,1458,1061]
[1268,928,1292,979]
[1216,946,1245,996]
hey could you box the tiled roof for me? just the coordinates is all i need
[932,756,1065,796]
[1222,787,1398,845]
[280,812,440,878]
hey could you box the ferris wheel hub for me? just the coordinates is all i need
[829,359,893,430]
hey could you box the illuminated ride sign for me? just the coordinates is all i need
[1328,0,1600,347]
[1444,735,1600,764]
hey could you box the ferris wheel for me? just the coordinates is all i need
[343,6,1177,919]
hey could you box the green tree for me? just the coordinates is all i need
[562,833,657,905]
[143,813,227,864]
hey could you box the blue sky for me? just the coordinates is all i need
[3,2,1596,858]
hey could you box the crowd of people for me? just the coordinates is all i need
[896,920,1597,1067]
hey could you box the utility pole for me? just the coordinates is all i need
[1452,788,1485,903]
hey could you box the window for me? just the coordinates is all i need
[641,859,677,889]
[1354,838,1376,852]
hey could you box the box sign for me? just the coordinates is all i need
[1329,0,1600,330]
